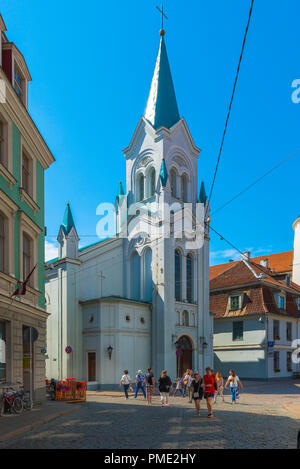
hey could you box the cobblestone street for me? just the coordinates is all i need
[1,380,300,449]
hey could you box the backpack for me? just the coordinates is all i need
[137,374,144,385]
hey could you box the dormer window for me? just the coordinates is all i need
[230,295,241,311]
[297,298,300,311]
[279,295,285,310]
[14,63,24,99]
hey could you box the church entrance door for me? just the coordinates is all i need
[176,336,193,378]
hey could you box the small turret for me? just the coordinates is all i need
[57,204,79,259]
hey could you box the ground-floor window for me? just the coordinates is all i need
[287,351,292,372]
[88,352,96,382]
[0,321,6,382]
[273,351,280,372]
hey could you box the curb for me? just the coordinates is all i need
[0,405,81,444]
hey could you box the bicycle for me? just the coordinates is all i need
[0,385,23,415]
[16,384,33,411]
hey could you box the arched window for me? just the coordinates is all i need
[186,253,193,303]
[137,174,144,201]
[130,251,141,300]
[170,169,177,198]
[148,168,156,198]
[183,311,189,327]
[176,311,181,326]
[181,174,188,202]
[175,249,181,301]
[144,248,152,301]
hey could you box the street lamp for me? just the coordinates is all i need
[107,345,113,360]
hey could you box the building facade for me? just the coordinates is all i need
[0,15,54,401]
[45,31,213,388]
[211,222,300,379]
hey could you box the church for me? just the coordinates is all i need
[45,28,213,389]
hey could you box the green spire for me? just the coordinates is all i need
[199,181,207,204]
[118,181,125,196]
[144,36,180,130]
[116,181,125,205]
[160,158,168,187]
[61,203,75,235]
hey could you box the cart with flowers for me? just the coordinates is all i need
[55,378,86,402]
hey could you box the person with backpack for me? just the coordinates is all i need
[202,367,217,418]
[134,370,146,399]
[158,370,172,406]
[224,370,244,404]
[145,367,155,405]
[191,372,203,417]
[120,370,132,399]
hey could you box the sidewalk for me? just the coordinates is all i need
[0,400,81,443]
[283,403,300,419]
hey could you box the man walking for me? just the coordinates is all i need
[135,370,146,399]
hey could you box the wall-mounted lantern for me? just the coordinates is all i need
[107,345,113,360]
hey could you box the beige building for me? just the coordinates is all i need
[0,15,54,401]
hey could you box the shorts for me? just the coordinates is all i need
[205,393,215,399]
[146,385,154,396]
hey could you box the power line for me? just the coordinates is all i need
[211,149,300,216]
[207,0,254,210]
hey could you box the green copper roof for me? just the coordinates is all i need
[199,181,207,204]
[61,203,75,235]
[116,181,125,205]
[144,36,180,130]
[118,181,125,196]
[160,158,168,187]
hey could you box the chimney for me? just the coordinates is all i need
[292,216,300,286]
[241,251,250,261]
[260,259,269,268]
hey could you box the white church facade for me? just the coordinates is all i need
[45,31,213,388]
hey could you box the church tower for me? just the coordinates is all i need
[57,203,79,260]
[122,28,212,377]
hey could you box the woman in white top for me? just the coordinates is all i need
[224,370,243,404]
[120,370,132,399]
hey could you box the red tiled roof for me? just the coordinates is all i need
[210,259,300,319]
[210,250,293,280]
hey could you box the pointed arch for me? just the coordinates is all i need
[175,249,182,301]
[186,252,194,303]
[130,251,141,300]
[136,174,145,202]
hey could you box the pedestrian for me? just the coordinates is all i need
[145,367,155,405]
[120,370,132,399]
[134,370,146,399]
[158,370,172,407]
[173,378,182,396]
[202,367,216,418]
[187,369,194,403]
[182,369,190,397]
[191,371,203,417]
[225,370,244,404]
[214,371,224,404]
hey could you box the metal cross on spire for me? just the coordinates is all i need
[156,4,168,36]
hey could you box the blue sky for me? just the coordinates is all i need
[2,0,300,264]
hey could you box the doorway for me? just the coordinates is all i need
[23,326,34,397]
[176,335,193,378]
[87,352,96,382]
